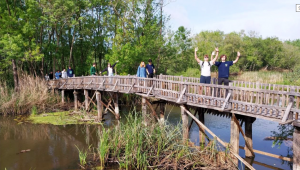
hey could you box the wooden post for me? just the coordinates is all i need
[198,108,205,146]
[293,126,300,170]
[96,91,103,121]
[84,89,89,110]
[256,82,260,104]
[73,91,78,111]
[114,93,120,120]
[181,105,189,142]
[159,102,165,124]
[245,117,255,158]
[230,114,239,165]
[61,90,65,103]
[142,97,148,125]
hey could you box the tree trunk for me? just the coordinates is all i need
[12,59,19,92]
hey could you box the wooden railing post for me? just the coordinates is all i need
[256,82,260,104]
[293,126,300,170]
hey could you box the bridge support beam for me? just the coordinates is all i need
[61,90,65,103]
[159,103,165,124]
[198,108,205,146]
[114,93,120,120]
[181,105,189,143]
[142,97,148,125]
[245,117,255,158]
[96,91,103,121]
[294,126,300,170]
[84,90,89,110]
[73,91,78,111]
[230,115,239,165]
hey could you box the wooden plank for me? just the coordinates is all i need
[239,146,292,162]
[176,87,186,103]
[126,83,135,93]
[282,102,293,122]
[221,93,231,110]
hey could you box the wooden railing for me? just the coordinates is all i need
[48,75,300,123]
[157,74,300,93]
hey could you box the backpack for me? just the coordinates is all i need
[201,61,211,67]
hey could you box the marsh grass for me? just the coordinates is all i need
[235,71,284,84]
[78,112,235,169]
[0,74,61,115]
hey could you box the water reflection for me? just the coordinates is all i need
[0,105,294,170]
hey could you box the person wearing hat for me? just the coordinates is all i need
[214,51,241,86]
[146,59,155,78]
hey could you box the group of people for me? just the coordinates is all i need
[46,50,236,82]
[136,59,156,78]
[45,67,74,80]
[195,47,240,85]
[89,59,155,78]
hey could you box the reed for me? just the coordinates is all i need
[80,112,235,169]
[235,71,284,84]
[0,74,61,115]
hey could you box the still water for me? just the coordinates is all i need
[0,105,292,170]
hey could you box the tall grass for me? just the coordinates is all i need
[0,74,61,115]
[79,112,235,169]
[235,71,284,84]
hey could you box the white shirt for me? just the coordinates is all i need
[61,71,67,78]
[199,61,213,77]
[108,67,113,76]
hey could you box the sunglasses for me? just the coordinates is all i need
[204,57,208,58]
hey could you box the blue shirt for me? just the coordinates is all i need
[214,61,233,78]
[137,66,147,78]
[55,72,61,79]
[146,64,155,74]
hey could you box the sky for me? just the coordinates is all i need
[164,0,300,41]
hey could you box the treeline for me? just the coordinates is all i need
[0,0,300,90]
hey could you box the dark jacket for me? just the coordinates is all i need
[67,69,74,77]
[101,62,118,75]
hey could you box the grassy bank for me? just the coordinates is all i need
[26,111,103,125]
[78,113,236,169]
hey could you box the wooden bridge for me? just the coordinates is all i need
[49,74,300,170]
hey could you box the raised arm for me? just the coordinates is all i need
[194,47,201,63]
[233,51,240,64]
[211,47,219,63]
[111,60,119,68]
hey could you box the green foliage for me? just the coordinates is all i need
[1,0,300,85]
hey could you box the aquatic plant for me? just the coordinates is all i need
[82,113,235,169]
[76,145,91,168]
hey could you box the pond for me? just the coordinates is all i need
[0,105,292,170]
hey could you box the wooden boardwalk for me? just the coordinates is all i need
[49,74,300,124]
[49,74,300,169]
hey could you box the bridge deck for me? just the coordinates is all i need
[48,75,300,124]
